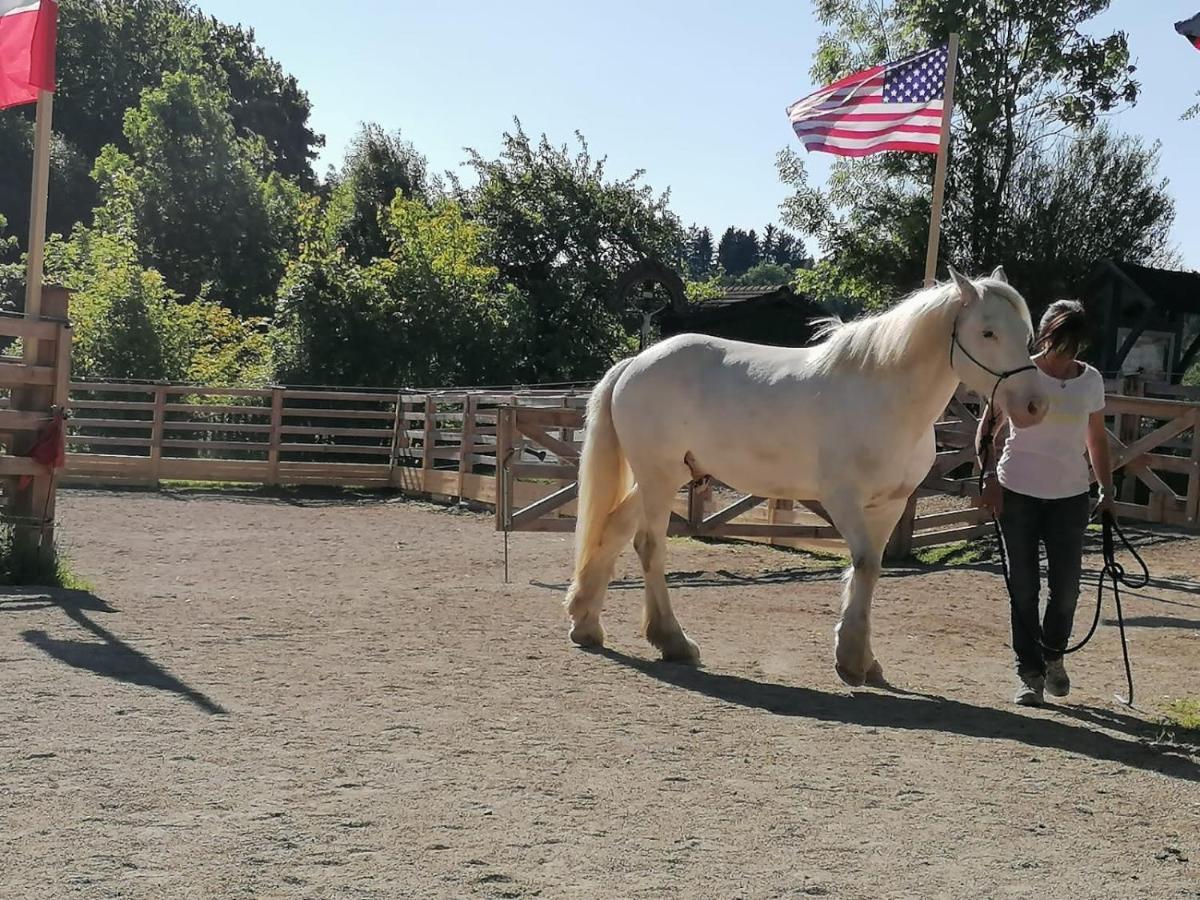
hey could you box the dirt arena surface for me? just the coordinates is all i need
[1,488,1197,899]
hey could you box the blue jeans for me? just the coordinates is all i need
[998,488,1090,678]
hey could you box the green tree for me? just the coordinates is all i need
[781,0,1147,302]
[0,0,321,250]
[324,124,432,265]
[44,224,271,383]
[683,225,716,278]
[274,196,532,388]
[793,258,891,317]
[733,261,796,286]
[716,227,760,277]
[460,122,681,380]
[768,229,812,269]
[92,71,304,316]
[999,126,1176,301]
[0,214,21,313]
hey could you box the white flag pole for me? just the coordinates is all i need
[923,33,959,288]
[23,88,53,347]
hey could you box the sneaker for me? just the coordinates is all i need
[1045,658,1070,698]
[1014,673,1044,707]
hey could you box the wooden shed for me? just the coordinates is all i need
[1082,259,1200,382]
[657,284,825,348]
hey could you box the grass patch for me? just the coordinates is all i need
[674,534,849,569]
[1162,699,1200,732]
[1154,699,1200,754]
[912,537,996,568]
[0,525,91,589]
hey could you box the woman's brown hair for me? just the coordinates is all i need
[1035,299,1090,359]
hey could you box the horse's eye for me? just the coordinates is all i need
[982,330,995,339]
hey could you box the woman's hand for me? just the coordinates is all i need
[979,474,1003,515]
[1086,411,1114,520]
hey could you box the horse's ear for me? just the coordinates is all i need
[991,265,1008,283]
[948,266,979,306]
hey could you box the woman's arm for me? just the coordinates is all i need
[976,404,1008,513]
[1086,411,1114,513]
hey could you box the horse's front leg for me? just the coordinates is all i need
[824,492,905,687]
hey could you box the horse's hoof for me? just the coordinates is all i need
[864,660,888,688]
[835,663,866,687]
[659,633,701,666]
[569,621,605,649]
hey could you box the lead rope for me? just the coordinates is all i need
[979,413,1148,706]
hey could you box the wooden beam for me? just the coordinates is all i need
[1107,416,1195,471]
[797,500,833,524]
[514,421,580,461]
[1111,303,1157,374]
[700,494,765,529]
[510,482,579,529]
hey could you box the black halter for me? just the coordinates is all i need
[949,316,1038,414]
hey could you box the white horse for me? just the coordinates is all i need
[563,267,1048,686]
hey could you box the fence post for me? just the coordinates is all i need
[149,384,167,486]
[422,396,437,492]
[387,392,404,476]
[495,405,515,530]
[884,492,919,562]
[767,498,794,548]
[1188,408,1200,528]
[457,394,477,499]
[1118,375,1145,504]
[10,286,69,567]
[266,386,284,486]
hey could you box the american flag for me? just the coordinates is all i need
[787,44,949,158]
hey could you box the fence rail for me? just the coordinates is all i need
[61,376,1200,554]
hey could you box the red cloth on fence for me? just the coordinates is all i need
[18,411,65,490]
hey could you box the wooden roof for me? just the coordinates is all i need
[1089,259,1200,316]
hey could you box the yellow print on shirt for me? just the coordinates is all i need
[1040,392,1091,423]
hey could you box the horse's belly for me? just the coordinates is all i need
[689,437,821,500]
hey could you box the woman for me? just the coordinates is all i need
[977,299,1114,706]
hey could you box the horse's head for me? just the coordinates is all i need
[948,266,1048,429]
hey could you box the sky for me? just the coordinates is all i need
[197,0,1200,267]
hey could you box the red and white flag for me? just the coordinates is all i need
[787,44,949,158]
[0,0,57,110]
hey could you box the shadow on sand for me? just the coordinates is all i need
[1,589,226,715]
[594,647,1198,782]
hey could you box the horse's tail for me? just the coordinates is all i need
[573,357,635,581]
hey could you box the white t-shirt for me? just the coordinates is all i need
[997,362,1106,500]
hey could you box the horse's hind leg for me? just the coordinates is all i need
[566,487,642,648]
[634,480,701,664]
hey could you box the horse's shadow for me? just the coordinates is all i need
[594,648,1199,781]
[0,589,226,715]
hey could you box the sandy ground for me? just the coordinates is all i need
[1,488,1197,899]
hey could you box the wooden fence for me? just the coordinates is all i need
[62,384,586,493]
[62,377,1200,555]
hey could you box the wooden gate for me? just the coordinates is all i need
[494,405,842,546]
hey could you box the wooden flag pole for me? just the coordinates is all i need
[23,88,54,346]
[922,32,959,288]
[888,34,961,563]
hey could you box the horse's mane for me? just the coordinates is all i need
[809,278,1028,375]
